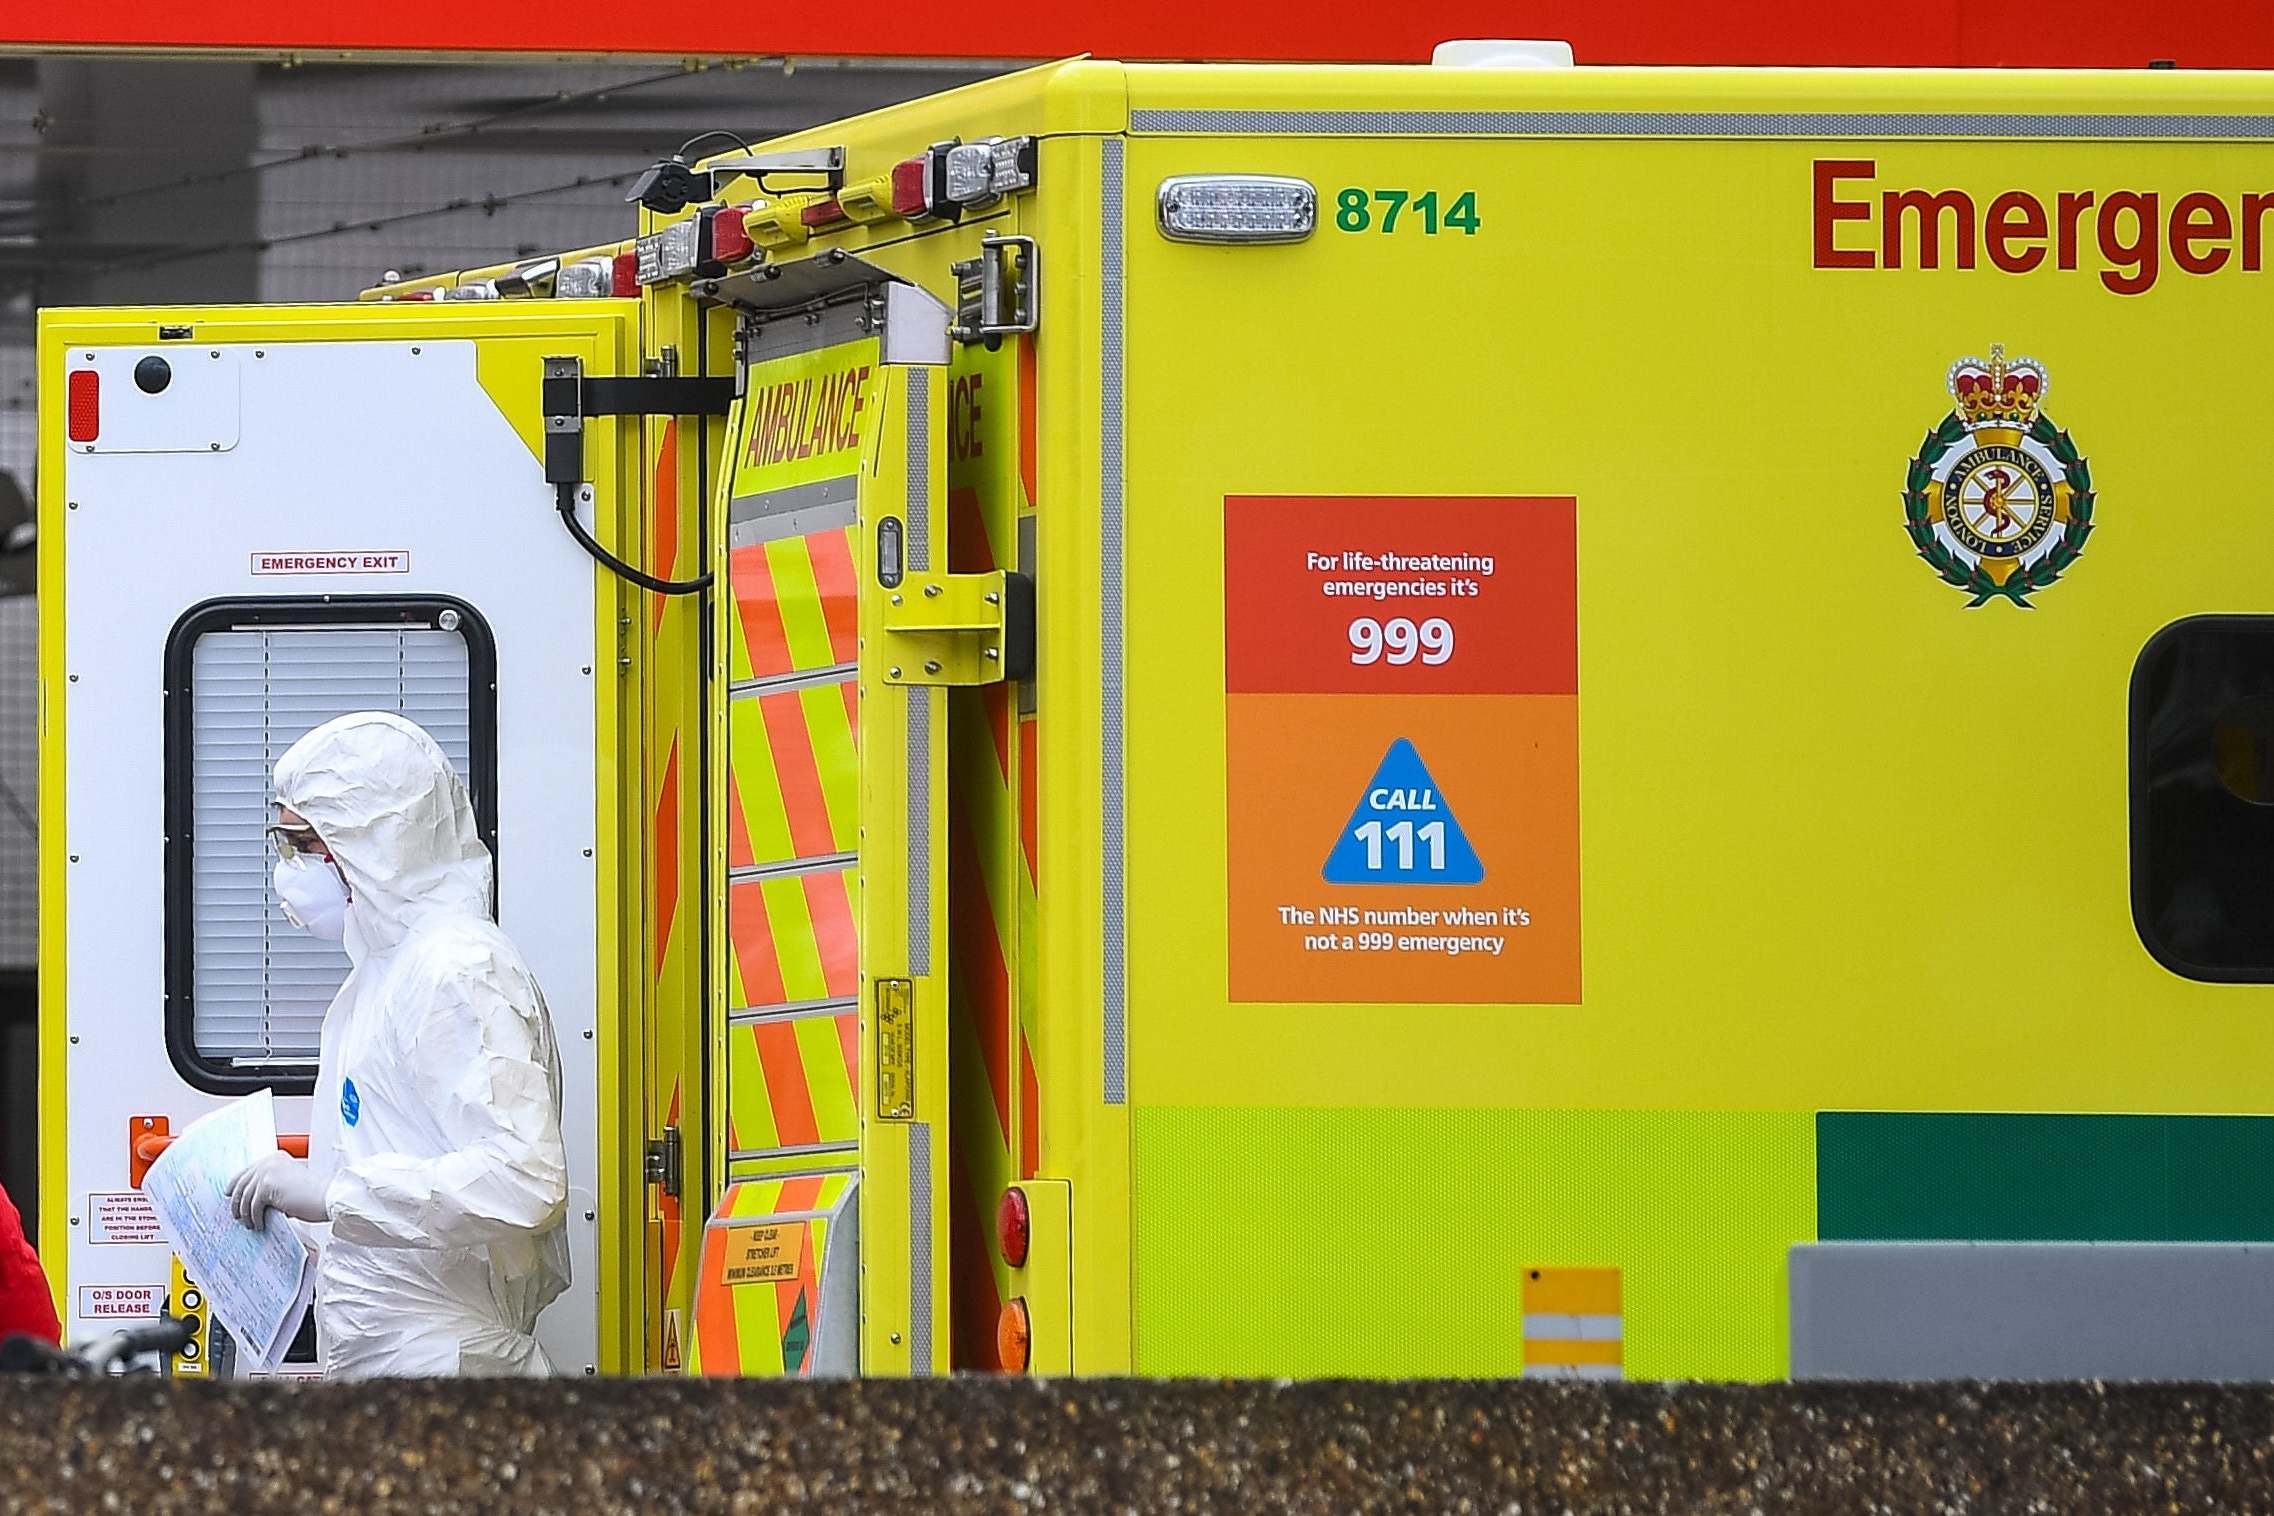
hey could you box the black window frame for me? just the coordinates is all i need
[162,595,499,1095]
[2130,613,2274,985]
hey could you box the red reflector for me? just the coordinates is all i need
[710,207,754,266]
[997,1187,1030,1267]
[801,198,848,229]
[395,290,437,302]
[891,157,930,217]
[66,369,99,443]
[611,250,639,297]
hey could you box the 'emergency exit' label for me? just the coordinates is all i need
[1224,496,1580,1005]
[251,550,410,575]
[723,1222,807,1288]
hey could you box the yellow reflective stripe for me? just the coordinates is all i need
[727,1029,779,1153]
[732,1273,780,1374]
[729,697,794,864]
[800,680,858,852]
[766,537,837,672]
[727,1179,781,1220]
[763,874,830,1003]
[795,1013,859,1144]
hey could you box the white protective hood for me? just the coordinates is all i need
[273,712,493,964]
[273,712,569,1377]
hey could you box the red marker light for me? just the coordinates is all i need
[66,369,99,442]
[709,207,755,266]
[996,1186,1030,1268]
[611,250,639,297]
[891,157,931,218]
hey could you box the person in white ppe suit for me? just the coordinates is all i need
[224,711,570,1378]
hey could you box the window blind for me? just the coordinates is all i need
[187,626,473,1067]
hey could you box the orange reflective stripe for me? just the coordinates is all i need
[730,543,793,681]
[760,689,835,859]
[807,524,859,665]
[727,879,787,1009]
[692,1206,743,1377]
[753,1021,820,1148]
[803,870,858,999]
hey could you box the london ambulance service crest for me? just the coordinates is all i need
[1902,345,2096,608]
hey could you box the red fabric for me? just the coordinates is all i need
[0,1183,59,1345]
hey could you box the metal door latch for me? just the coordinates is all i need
[644,1125,683,1200]
[880,570,1035,685]
[950,234,1038,345]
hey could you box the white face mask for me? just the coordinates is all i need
[274,853,350,941]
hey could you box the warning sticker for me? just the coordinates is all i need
[722,1222,807,1287]
[78,1283,167,1320]
[85,1191,164,1245]
[1225,496,1580,1005]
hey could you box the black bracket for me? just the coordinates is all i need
[541,357,733,486]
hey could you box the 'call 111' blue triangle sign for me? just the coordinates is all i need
[1321,738,1484,885]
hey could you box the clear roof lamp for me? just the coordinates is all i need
[1157,176,1317,244]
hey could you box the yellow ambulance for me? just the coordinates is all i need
[41,52,2274,1382]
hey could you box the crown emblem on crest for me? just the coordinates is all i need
[1946,344,2048,430]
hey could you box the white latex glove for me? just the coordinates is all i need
[225,1153,328,1229]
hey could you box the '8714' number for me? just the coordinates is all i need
[1335,188,1480,235]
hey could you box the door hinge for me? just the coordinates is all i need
[950,234,1038,345]
[880,569,1034,686]
[644,1125,683,1200]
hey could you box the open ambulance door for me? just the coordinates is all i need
[693,272,969,1376]
[39,301,649,1375]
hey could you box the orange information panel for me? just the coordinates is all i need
[1224,496,1579,1005]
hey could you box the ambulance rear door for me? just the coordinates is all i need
[40,301,644,1374]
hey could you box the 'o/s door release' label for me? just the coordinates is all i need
[1224,495,1579,1005]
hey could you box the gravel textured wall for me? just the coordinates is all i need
[4,1377,2274,1514]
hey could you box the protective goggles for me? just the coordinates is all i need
[266,822,331,862]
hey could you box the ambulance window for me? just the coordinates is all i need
[2132,617,2274,982]
[162,598,497,1095]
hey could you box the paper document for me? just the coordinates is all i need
[141,1090,315,1371]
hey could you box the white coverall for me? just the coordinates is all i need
[275,712,570,1378]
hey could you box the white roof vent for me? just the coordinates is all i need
[1432,39,1575,68]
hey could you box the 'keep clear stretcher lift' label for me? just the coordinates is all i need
[1225,496,1580,1005]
